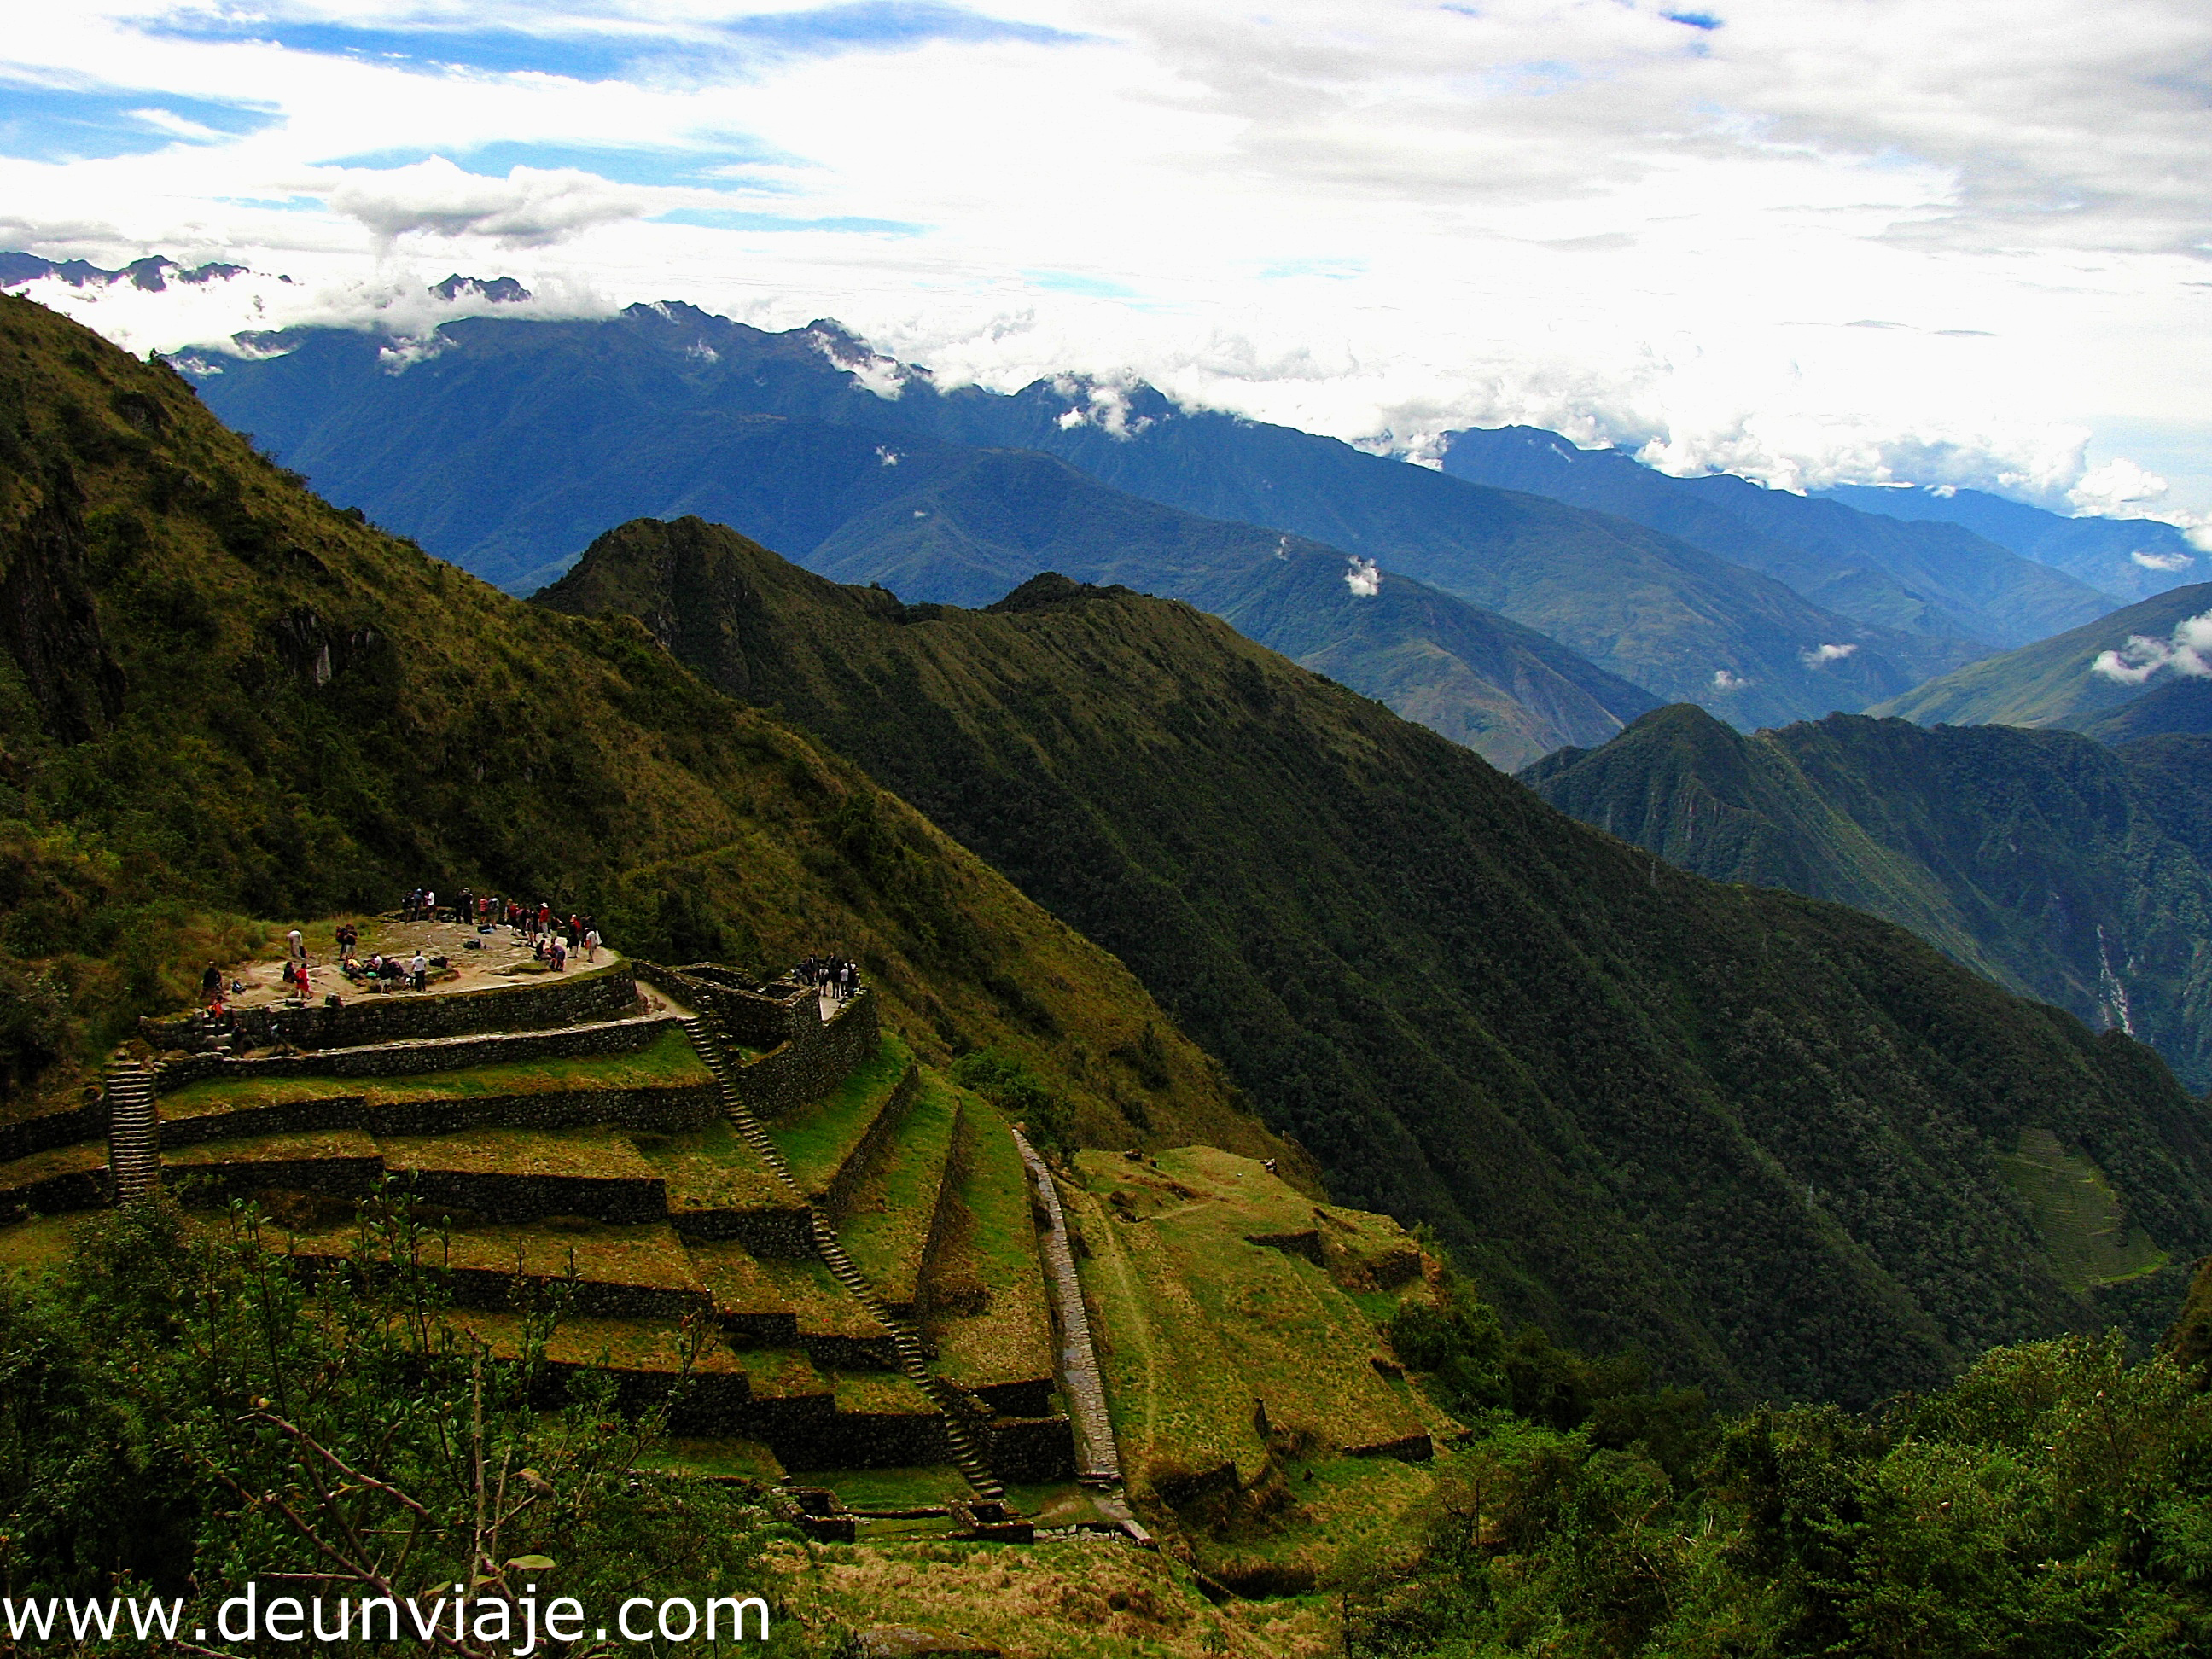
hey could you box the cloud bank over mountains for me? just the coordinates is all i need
[3,0,2208,525]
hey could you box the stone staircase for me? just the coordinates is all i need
[679,1016,1006,1501]
[102,1059,160,1204]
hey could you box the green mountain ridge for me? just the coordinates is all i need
[1523,704,2212,1088]
[1870,581,2212,729]
[196,306,1964,731]
[541,513,2212,1405]
[1441,425,2119,649]
[0,291,1269,1167]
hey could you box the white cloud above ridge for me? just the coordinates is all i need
[3,0,2209,520]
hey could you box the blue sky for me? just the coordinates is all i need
[3,1,2209,527]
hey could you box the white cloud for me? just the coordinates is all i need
[2132,548,2193,572]
[1712,668,1753,690]
[3,0,2212,518]
[2092,610,2212,684]
[2069,457,2170,516]
[1344,555,1381,597]
[1801,642,1858,667]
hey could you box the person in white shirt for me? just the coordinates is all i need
[410,950,428,992]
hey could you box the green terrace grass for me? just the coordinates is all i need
[1071,1147,1436,1493]
[685,1237,800,1324]
[807,1466,974,1509]
[376,1124,659,1183]
[166,1128,379,1168]
[736,1347,830,1401]
[447,1310,742,1377]
[632,1118,796,1214]
[0,1141,111,1190]
[158,1023,709,1119]
[832,1371,938,1417]
[0,1214,90,1279]
[647,1438,787,1482]
[754,1256,891,1342]
[285,1219,708,1293]
[925,1098,1055,1394]
[1998,1127,2170,1293]
[838,1073,963,1305]
[765,1033,912,1197]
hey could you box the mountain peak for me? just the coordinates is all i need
[430,273,530,303]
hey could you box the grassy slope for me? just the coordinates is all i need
[540,515,2212,1405]
[1868,582,2212,728]
[0,294,1272,1170]
[1522,704,2212,1089]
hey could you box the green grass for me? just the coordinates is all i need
[737,1347,830,1400]
[839,1074,962,1303]
[160,1024,709,1119]
[0,1141,109,1191]
[765,1033,911,1196]
[1998,1127,2169,1293]
[754,1256,891,1342]
[287,1219,708,1293]
[632,1117,795,1214]
[925,1097,1054,1394]
[800,1466,972,1508]
[375,1124,658,1182]
[1069,1147,1435,1494]
[0,1214,90,1279]
[685,1237,796,1321]
[831,1372,937,1416]
[647,1438,787,1482]
[165,1129,379,1167]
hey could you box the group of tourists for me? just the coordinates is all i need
[796,954,863,1004]
[391,885,605,969]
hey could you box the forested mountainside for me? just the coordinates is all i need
[0,294,1272,1163]
[1823,480,2203,603]
[195,304,1946,728]
[1523,704,2212,1088]
[540,514,2212,1405]
[1871,582,2212,729]
[2083,678,2212,742]
[1441,425,2117,648]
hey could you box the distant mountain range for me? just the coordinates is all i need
[1440,426,2122,649]
[1525,705,2212,1089]
[190,299,2023,742]
[1820,482,2202,605]
[1869,582,2212,730]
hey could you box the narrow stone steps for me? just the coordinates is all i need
[678,1016,1004,1501]
[103,1060,160,1204]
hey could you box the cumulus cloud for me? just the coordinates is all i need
[1344,556,1381,597]
[1801,642,1858,668]
[2069,457,2171,516]
[1712,668,1753,690]
[2092,610,2212,684]
[316,156,654,248]
[2133,548,2193,573]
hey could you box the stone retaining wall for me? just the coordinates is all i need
[142,969,640,1054]
[0,1102,106,1165]
[769,1406,952,1471]
[734,992,882,1121]
[158,1082,720,1150]
[671,1205,816,1259]
[153,1015,672,1095]
[385,1165,669,1226]
[817,1062,921,1220]
[631,963,811,1050]
[987,1414,1077,1485]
